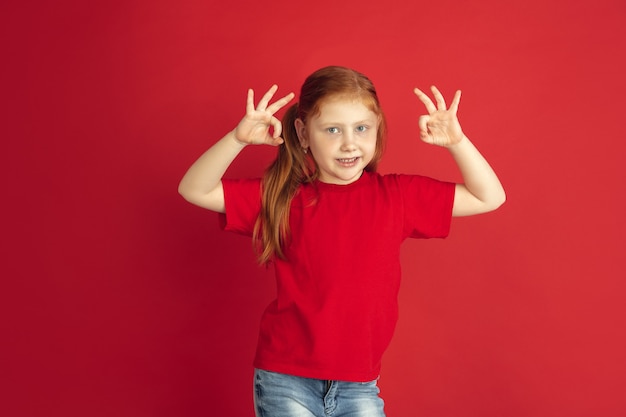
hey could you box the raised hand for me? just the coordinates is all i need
[414,86,464,147]
[233,85,295,146]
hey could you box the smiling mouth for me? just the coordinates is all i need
[337,157,359,164]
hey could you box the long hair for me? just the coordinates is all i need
[253,66,387,264]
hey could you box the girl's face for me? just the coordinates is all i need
[296,97,379,185]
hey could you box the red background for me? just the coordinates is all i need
[2,0,625,416]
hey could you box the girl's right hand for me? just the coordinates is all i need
[233,85,295,146]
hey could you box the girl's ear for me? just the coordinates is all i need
[294,118,309,149]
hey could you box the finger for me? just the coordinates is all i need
[246,89,255,114]
[270,116,283,138]
[414,88,437,114]
[430,86,447,110]
[266,92,295,114]
[257,84,279,111]
[418,115,430,137]
[270,137,285,146]
[449,90,462,113]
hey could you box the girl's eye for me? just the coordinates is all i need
[356,125,368,132]
[327,127,340,134]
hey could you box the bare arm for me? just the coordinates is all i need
[447,135,506,216]
[178,85,295,212]
[178,132,246,212]
[414,86,506,217]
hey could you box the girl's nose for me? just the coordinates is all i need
[341,132,357,151]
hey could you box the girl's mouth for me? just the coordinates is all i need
[337,157,359,166]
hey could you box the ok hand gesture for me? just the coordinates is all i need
[233,85,295,146]
[414,86,464,147]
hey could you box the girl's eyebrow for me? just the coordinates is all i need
[316,118,376,126]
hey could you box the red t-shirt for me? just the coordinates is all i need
[220,171,455,382]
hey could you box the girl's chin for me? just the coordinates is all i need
[318,168,364,185]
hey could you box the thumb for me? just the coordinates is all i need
[418,115,430,140]
[267,135,284,147]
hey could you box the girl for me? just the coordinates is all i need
[179,66,505,417]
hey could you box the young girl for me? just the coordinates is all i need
[179,66,505,417]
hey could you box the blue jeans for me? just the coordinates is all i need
[253,369,386,417]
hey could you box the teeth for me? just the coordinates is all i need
[338,157,357,163]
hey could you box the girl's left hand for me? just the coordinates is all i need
[414,86,464,147]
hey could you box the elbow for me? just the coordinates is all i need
[489,187,507,212]
[497,186,507,207]
[453,184,506,217]
[476,187,507,215]
[178,185,202,207]
[177,182,188,199]
[499,189,507,207]
[177,181,224,212]
[177,181,194,203]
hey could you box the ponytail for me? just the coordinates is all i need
[253,103,316,264]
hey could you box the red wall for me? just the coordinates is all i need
[2,0,625,416]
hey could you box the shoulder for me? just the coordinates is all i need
[222,177,262,194]
[369,172,456,204]
[366,171,450,189]
[221,177,263,213]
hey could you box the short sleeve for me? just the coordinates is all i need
[218,178,262,237]
[396,174,456,239]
